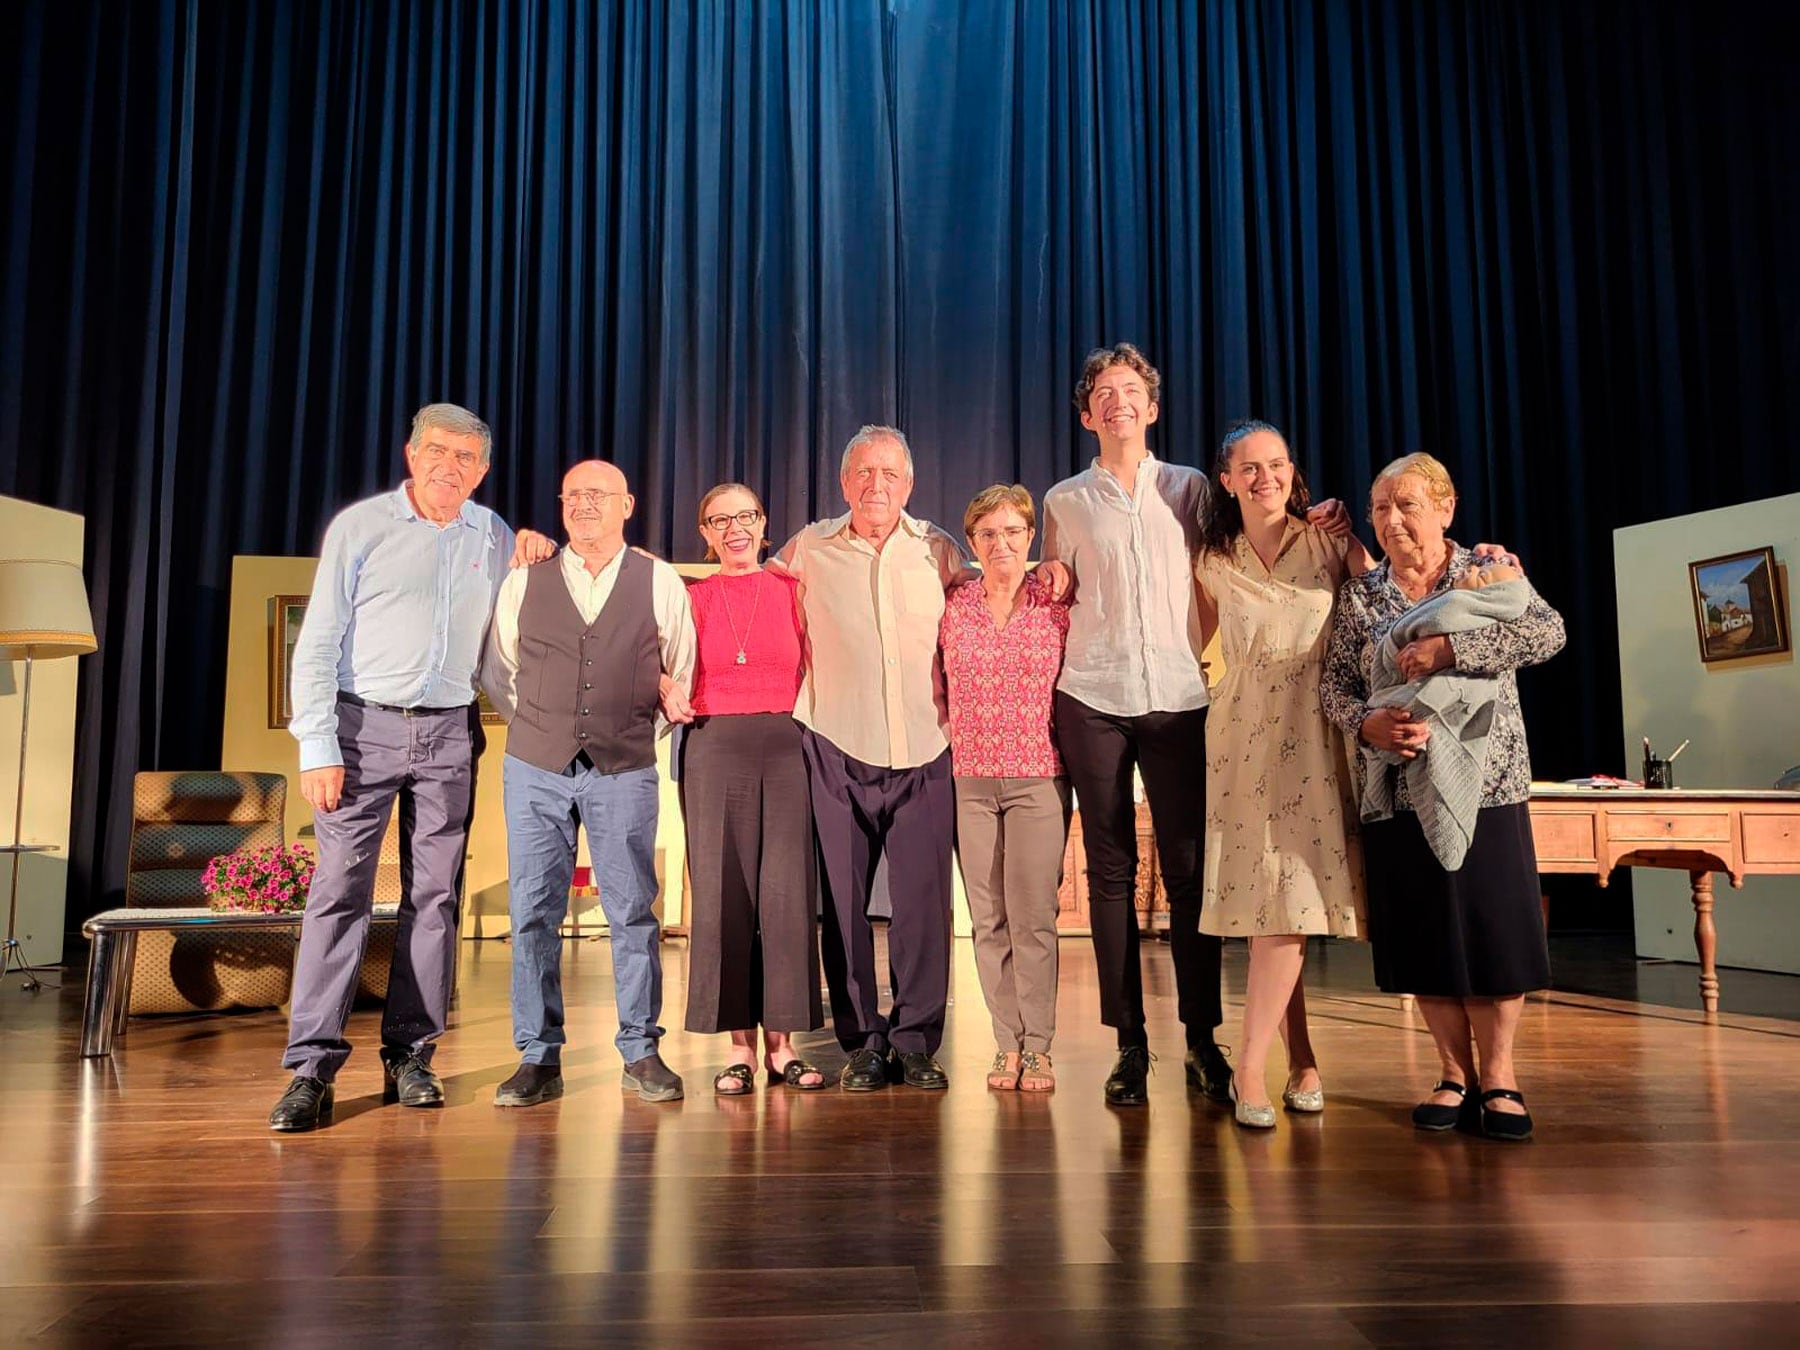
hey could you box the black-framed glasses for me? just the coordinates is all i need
[560,489,625,507]
[704,509,764,531]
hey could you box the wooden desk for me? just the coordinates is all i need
[1528,786,1800,1012]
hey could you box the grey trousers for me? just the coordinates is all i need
[283,698,478,1081]
[953,776,1071,1054]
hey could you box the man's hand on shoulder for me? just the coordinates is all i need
[510,529,557,568]
[1036,558,1074,602]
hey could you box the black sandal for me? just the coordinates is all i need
[1411,1079,1471,1131]
[767,1058,828,1092]
[1479,1087,1533,1142]
[713,1063,756,1096]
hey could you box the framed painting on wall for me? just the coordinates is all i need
[267,594,310,728]
[267,594,507,727]
[1688,547,1790,664]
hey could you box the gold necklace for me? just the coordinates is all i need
[718,569,764,665]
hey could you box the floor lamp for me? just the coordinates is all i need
[0,559,97,991]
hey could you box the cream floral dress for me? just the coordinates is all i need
[1197,519,1366,938]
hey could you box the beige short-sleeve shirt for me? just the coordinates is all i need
[784,511,966,769]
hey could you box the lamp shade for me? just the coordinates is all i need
[0,559,98,661]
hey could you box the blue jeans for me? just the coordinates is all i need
[502,754,663,1065]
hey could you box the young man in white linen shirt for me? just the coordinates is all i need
[1042,344,1349,1108]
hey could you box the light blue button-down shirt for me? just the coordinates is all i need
[290,484,514,770]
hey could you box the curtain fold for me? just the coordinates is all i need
[1,0,1795,931]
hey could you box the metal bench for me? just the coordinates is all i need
[79,904,400,1058]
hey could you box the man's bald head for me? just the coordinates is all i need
[560,459,634,557]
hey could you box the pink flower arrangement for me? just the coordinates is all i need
[201,843,316,914]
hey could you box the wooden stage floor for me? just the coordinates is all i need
[3,935,1799,1347]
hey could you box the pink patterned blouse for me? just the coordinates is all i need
[939,577,1071,779]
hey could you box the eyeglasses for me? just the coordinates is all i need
[560,489,626,507]
[415,443,483,469]
[971,526,1030,545]
[703,510,764,531]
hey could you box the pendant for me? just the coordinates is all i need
[735,650,747,665]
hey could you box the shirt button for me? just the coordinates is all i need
[583,683,592,690]
[581,709,590,717]
[585,659,593,666]
[886,657,896,665]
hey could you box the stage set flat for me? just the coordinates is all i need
[3,938,1798,1347]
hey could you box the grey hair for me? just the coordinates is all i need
[839,424,914,478]
[410,402,493,464]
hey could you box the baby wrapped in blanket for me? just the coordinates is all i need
[1361,563,1529,870]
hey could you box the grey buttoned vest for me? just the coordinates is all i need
[506,550,661,774]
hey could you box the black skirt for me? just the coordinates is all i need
[1362,801,1550,997]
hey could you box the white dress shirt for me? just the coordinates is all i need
[783,511,966,769]
[484,544,695,732]
[1042,455,1211,717]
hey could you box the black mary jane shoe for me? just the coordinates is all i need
[713,1063,757,1096]
[1479,1087,1534,1142]
[1411,1079,1472,1132]
[768,1058,830,1092]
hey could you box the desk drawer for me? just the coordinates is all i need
[1607,813,1731,843]
[1530,814,1598,863]
[1742,813,1800,865]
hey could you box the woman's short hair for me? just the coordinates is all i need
[1371,452,1456,509]
[963,483,1036,539]
[1072,342,1161,412]
[696,481,767,560]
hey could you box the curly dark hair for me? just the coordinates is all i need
[1072,342,1161,413]
[1198,419,1312,557]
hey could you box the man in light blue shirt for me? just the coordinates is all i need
[271,402,516,1132]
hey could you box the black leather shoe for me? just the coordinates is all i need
[1185,1043,1233,1103]
[622,1051,684,1102]
[494,1061,564,1108]
[269,1075,334,1132]
[1104,1045,1152,1106]
[839,1047,890,1092]
[382,1052,445,1107]
[891,1050,948,1090]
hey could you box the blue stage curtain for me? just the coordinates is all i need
[1,0,1796,929]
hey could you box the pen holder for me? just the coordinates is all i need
[1643,755,1673,790]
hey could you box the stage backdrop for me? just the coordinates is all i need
[1,0,1796,938]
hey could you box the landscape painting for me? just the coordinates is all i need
[1688,547,1790,664]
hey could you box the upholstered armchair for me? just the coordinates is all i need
[124,771,397,1014]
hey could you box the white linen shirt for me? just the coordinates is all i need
[1042,455,1211,717]
[484,544,695,733]
[782,511,966,769]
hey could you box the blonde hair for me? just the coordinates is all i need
[1371,452,1457,510]
[696,482,767,561]
[963,483,1036,540]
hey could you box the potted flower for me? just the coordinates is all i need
[201,842,316,914]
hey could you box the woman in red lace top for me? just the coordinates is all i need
[674,483,825,1093]
[939,484,1072,1091]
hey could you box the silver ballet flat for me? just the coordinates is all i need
[1231,1083,1277,1130]
[1282,1083,1326,1114]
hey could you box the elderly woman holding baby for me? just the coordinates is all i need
[1321,453,1565,1141]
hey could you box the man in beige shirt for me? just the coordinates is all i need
[777,426,967,1091]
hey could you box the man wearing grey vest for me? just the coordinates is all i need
[484,460,696,1104]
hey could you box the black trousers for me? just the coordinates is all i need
[1054,692,1221,1042]
[680,713,822,1034]
[801,731,955,1056]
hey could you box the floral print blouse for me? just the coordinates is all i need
[1320,542,1566,809]
[939,576,1071,779]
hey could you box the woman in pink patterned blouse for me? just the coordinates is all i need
[939,484,1072,1091]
